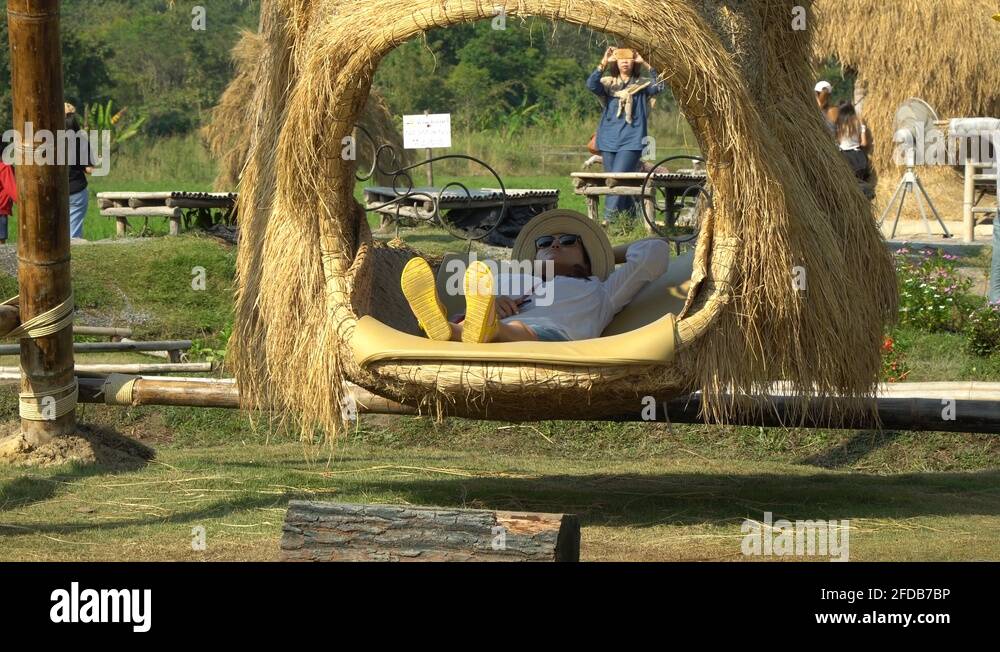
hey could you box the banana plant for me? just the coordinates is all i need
[82,100,147,152]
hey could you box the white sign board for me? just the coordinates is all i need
[403,113,452,150]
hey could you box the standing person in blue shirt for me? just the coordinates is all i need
[587,47,664,225]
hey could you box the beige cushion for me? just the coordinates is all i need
[351,312,676,367]
[350,247,694,369]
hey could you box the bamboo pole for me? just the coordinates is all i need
[0,363,213,376]
[7,0,75,445]
[3,373,1000,432]
[0,339,191,355]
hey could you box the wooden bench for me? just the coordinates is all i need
[570,170,707,232]
[97,191,237,237]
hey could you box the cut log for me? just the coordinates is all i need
[0,304,20,338]
[279,502,581,562]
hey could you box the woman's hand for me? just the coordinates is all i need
[495,297,521,319]
[634,52,644,64]
[601,46,615,66]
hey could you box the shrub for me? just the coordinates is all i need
[895,246,971,332]
[965,300,1000,357]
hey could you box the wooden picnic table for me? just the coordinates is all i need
[363,186,560,229]
[570,170,708,232]
[97,191,237,237]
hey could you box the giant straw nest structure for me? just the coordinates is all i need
[225,0,898,439]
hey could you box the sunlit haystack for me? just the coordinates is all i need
[813,0,1000,218]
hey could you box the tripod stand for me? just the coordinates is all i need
[879,163,952,239]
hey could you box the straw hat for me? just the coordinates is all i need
[511,210,615,280]
[612,48,635,61]
[64,102,77,115]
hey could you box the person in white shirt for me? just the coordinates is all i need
[835,101,873,182]
[400,210,670,343]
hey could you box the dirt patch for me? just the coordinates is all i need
[0,423,154,470]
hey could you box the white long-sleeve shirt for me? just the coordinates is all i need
[501,239,671,340]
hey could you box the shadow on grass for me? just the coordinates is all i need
[798,430,905,469]
[0,424,153,513]
[2,468,998,538]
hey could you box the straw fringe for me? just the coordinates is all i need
[229,0,896,438]
[203,27,407,192]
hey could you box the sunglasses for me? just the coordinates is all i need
[535,234,581,249]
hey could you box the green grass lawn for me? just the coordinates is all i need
[1,410,997,561]
[0,134,998,561]
[0,236,997,561]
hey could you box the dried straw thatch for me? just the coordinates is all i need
[813,0,1000,176]
[227,0,897,439]
[203,29,406,191]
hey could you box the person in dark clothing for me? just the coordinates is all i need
[65,113,95,239]
[587,47,664,224]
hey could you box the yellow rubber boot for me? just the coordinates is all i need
[462,260,500,344]
[400,257,451,341]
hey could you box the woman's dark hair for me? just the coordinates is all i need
[65,115,82,132]
[835,101,861,144]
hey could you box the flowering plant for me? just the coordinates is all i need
[880,334,910,382]
[894,245,970,332]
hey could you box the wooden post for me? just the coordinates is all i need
[963,159,976,243]
[116,216,127,237]
[279,502,581,562]
[8,0,76,445]
[643,195,656,233]
[586,195,600,223]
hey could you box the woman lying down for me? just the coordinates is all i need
[400,210,670,343]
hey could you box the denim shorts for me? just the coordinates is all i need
[531,325,570,342]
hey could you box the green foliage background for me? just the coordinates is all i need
[375,19,678,131]
[0,0,259,136]
[0,5,682,137]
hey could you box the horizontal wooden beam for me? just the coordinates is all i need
[0,363,212,377]
[2,372,998,432]
[100,207,182,218]
[73,325,133,338]
[0,340,191,355]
